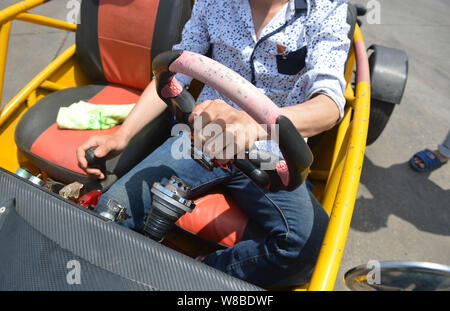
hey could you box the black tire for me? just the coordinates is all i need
[366,99,395,146]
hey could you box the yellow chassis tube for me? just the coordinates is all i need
[0,0,80,173]
[0,0,76,105]
[308,24,370,291]
[0,0,47,24]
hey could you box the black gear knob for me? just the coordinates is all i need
[84,146,118,193]
[85,147,106,171]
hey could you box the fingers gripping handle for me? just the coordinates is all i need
[85,147,106,172]
[152,50,313,191]
[85,147,118,192]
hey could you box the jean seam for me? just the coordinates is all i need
[253,185,291,240]
[189,173,231,195]
[226,252,275,272]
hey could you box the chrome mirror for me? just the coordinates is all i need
[345,261,450,291]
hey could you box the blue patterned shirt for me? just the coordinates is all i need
[173,0,350,120]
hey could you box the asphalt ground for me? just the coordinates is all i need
[1,0,449,291]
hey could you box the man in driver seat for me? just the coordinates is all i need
[76,0,350,287]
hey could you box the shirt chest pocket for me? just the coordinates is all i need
[276,45,307,75]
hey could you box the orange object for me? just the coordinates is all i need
[176,191,249,247]
[276,44,287,56]
[98,0,159,90]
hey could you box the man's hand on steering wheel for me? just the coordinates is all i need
[189,99,268,165]
[153,50,313,191]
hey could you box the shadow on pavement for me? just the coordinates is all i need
[351,156,450,236]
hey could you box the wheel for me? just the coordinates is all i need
[366,45,408,146]
[366,99,395,146]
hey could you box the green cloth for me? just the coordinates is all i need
[56,101,135,130]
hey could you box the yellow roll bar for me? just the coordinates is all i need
[308,24,371,291]
[0,0,47,25]
[15,12,77,32]
[0,21,12,105]
[0,0,76,107]
[0,44,76,125]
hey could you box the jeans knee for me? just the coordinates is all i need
[270,211,328,274]
[266,230,309,269]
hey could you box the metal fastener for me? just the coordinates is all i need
[0,207,6,213]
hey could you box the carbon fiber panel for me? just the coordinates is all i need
[0,168,262,291]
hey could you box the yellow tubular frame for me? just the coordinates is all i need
[0,0,76,108]
[307,24,370,291]
[0,0,80,173]
[0,0,47,24]
[0,21,12,104]
[0,45,76,122]
[15,12,77,31]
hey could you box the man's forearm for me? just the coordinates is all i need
[115,79,168,142]
[282,94,340,138]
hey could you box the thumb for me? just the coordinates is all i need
[93,143,110,158]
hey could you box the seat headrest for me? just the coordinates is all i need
[76,0,192,90]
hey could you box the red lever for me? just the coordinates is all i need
[79,190,102,208]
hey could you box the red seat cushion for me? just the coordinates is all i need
[30,85,141,175]
[176,191,249,247]
[15,84,171,184]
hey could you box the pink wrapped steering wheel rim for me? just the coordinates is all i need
[152,50,313,192]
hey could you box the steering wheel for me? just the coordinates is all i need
[152,50,313,192]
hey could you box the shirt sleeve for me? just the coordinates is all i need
[171,0,211,88]
[297,0,351,121]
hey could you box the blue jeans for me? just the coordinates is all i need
[438,129,450,158]
[98,135,329,287]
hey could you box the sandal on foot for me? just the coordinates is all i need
[410,149,447,172]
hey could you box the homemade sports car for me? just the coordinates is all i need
[0,0,408,290]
